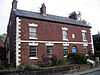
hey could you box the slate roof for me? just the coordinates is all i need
[14,9,91,28]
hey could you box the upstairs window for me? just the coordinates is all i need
[82,32,87,41]
[63,31,68,40]
[72,34,75,39]
[29,23,38,39]
[29,27,37,39]
[82,30,87,41]
[62,27,68,41]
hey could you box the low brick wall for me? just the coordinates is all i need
[0,64,90,75]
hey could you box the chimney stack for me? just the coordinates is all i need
[40,3,46,16]
[12,0,17,10]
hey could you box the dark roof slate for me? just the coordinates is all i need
[14,9,91,28]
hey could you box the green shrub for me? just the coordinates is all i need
[17,64,41,70]
[40,54,68,67]
[4,64,15,70]
[56,58,67,66]
[0,64,15,70]
[51,55,57,66]
[67,53,87,64]
[56,59,63,65]
[0,65,6,70]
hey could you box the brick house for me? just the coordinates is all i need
[6,0,93,66]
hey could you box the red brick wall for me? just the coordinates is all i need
[37,43,46,61]
[53,44,63,59]
[20,17,91,42]
[20,42,29,64]
[19,17,92,64]
[20,18,29,40]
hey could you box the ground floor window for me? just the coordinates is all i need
[29,46,37,57]
[47,46,53,56]
[64,46,68,57]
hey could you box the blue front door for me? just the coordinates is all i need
[72,47,77,54]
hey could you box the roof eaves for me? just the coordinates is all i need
[15,9,91,28]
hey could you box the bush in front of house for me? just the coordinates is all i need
[40,54,67,67]
[55,57,67,66]
[67,53,87,64]
[0,65,6,70]
[17,64,41,71]
[0,64,15,70]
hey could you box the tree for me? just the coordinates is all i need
[68,11,81,20]
[0,34,6,42]
[81,19,87,24]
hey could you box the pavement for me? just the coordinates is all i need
[64,65,100,75]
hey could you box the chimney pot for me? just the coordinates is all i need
[12,0,17,10]
[40,3,46,16]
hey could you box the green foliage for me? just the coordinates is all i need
[75,54,87,64]
[0,64,15,70]
[17,64,41,71]
[0,33,6,42]
[50,55,57,66]
[68,11,81,20]
[81,19,87,24]
[0,65,6,70]
[56,58,67,66]
[69,11,78,20]
[40,55,68,67]
[56,59,64,65]
[67,53,87,64]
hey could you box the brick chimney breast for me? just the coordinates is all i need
[40,3,46,16]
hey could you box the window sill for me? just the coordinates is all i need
[64,55,67,57]
[29,37,38,40]
[29,57,38,60]
[83,40,87,42]
[63,39,68,41]
[83,43,88,46]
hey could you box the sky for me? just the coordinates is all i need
[0,0,100,35]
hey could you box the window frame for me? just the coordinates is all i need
[47,46,53,56]
[29,23,38,40]
[29,46,37,57]
[82,30,87,41]
[63,46,68,57]
[29,27,37,39]
[62,27,68,41]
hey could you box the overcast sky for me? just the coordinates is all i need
[0,0,100,35]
